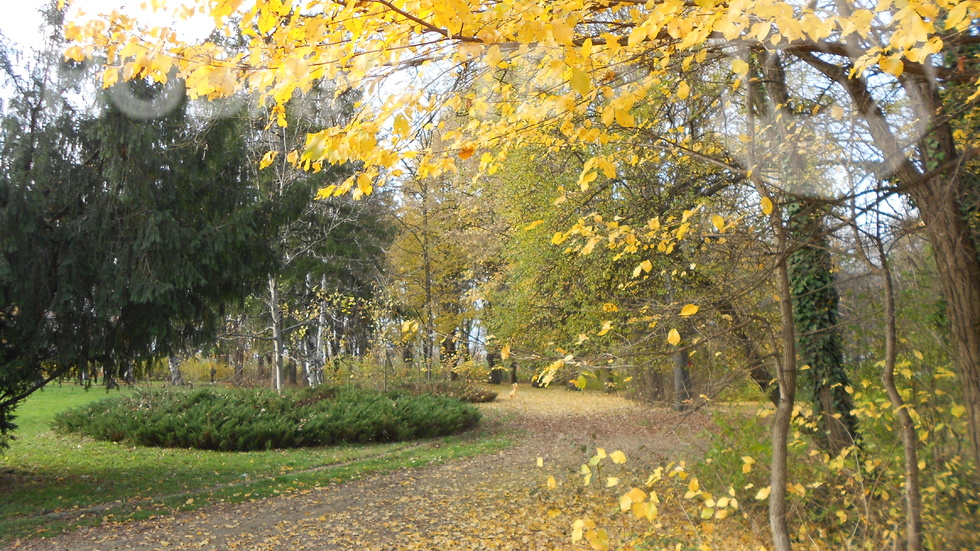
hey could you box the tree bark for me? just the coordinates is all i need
[769,218,798,551]
[902,76,980,470]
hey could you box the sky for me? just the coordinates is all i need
[1,1,212,52]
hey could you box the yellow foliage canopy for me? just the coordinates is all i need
[61,0,980,197]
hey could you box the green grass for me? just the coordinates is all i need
[0,383,511,545]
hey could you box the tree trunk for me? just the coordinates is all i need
[787,200,859,454]
[769,215,798,551]
[673,347,691,411]
[872,235,923,551]
[909,177,980,470]
[269,276,285,393]
[664,271,692,410]
[167,356,185,386]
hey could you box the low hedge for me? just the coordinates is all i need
[52,386,481,451]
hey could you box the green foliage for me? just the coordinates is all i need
[52,386,481,451]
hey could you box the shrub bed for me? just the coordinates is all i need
[52,386,481,451]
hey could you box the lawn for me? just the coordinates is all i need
[0,383,510,545]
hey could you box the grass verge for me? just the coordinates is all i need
[0,383,511,545]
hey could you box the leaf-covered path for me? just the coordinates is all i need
[14,388,709,551]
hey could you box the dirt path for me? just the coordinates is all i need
[13,388,710,551]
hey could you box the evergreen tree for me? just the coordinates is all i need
[0,40,283,445]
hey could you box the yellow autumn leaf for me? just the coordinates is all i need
[606,477,620,487]
[680,304,699,317]
[259,150,277,170]
[633,259,653,278]
[596,157,616,178]
[688,478,699,493]
[913,349,924,360]
[667,328,681,346]
[761,196,774,216]
[711,214,725,231]
[610,450,627,464]
[755,486,771,500]
[551,20,575,45]
[623,487,646,507]
[355,172,373,198]
[458,143,477,160]
[586,527,609,551]
[393,113,410,137]
[537,457,544,467]
[676,80,690,100]
[501,343,511,360]
[570,67,591,96]
[547,476,557,489]
[578,170,598,191]
[547,508,561,518]
[614,108,635,127]
[597,320,613,336]
[524,219,544,231]
[879,54,904,77]
[102,68,119,89]
[951,404,966,418]
[731,58,750,75]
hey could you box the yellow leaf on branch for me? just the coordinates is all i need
[680,304,699,317]
[760,197,774,216]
